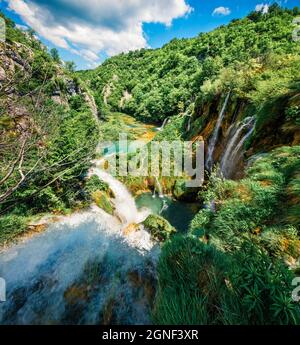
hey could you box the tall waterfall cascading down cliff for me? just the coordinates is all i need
[220,117,256,178]
[206,91,231,172]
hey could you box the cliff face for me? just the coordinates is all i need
[188,90,300,179]
[0,39,99,125]
[0,41,32,81]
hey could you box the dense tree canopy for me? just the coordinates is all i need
[81,6,300,123]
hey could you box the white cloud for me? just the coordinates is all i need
[6,0,192,64]
[255,3,270,14]
[212,6,231,17]
[16,24,29,31]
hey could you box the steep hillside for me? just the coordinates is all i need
[83,5,300,180]
[0,13,99,244]
[83,4,300,123]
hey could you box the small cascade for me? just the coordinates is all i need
[91,166,150,226]
[206,91,231,171]
[153,177,164,199]
[231,122,255,159]
[187,116,192,132]
[158,118,169,131]
[220,117,255,178]
[225,122,236,138]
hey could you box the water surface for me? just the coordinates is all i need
[136,193,200,233]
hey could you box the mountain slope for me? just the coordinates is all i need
[82,4,300,123]
[0,12,99,244]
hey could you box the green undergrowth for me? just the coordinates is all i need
[154,146,300,325]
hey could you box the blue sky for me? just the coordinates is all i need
[0,0,298,70]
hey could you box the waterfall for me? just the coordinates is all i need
[225,122,236,138]
[206,91,231,171]
[0,206,159,325]
[158,118,169,131]
[220,117,255,178]
[0,105,164,325]
[91,166,150,226]
[187,116,192,132]
[0,160,158,325]
[153,177,164,199]
[231,123,255,159]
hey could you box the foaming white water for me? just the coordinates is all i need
[153,177,164,199]
[220,117,255,178]
[0,207,159,325]
[206,91,231,171]
[90,166,151,226]
[0,160,158,325]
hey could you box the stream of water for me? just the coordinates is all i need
[220,117,255,178]
[0,114,197,325]
[0,163,160,325]
[206,91,231,172]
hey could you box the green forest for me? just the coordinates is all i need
[0,4,300,326]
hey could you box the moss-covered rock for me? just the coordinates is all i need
[173,179,199,201]
[92,191,114,215]
[123,223,139,236]
[143,214,176,242]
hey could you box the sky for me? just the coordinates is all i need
[0,0,299,70]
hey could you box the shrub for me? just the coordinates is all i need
[0,215,28,244]
[34,187,66,212]
[92,191,114,215]
[189,208,213,237]
[153,237,234,325]
[153,238,300,325]
[286,105,300,125]
[229,242,300,325]
[143,215,176,242]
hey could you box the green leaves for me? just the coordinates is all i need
[84,7,299,125]
[228,242,300,325]
[155,145,300,325]
[270,293,299,325]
